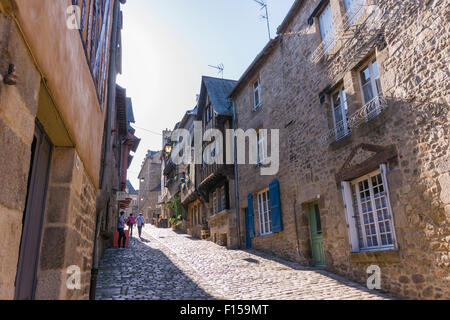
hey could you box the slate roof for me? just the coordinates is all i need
[198,76,237,117]
[126,180,138,195]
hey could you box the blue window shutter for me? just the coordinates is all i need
[269,180,283,233]
[247,194,255,238]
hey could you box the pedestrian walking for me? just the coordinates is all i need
[117,211,126,248]
[127,213,136,238]
[137,213,145,239]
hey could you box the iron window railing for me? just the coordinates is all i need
[320,94,388,145]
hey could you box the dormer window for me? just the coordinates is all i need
[253,78,262,110]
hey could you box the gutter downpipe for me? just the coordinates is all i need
[90,0,122,300]
[231,99,242,249]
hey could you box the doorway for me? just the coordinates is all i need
[14,122,52,300]
[309,202,326,267]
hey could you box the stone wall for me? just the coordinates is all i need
[0,2,109,299]
[35,148,97,300]
[0,12,40,299]
[234,0,449,299]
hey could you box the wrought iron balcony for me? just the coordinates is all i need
[310,0,368,64]
[320,94,388,145]
[311,30,338,64]
[342,0,366,30]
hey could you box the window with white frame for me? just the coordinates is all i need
[341,165,397,252]
[331,87,349,140]
[257,129,266,165]
[257,189,272,235]
[253,78,262,110]
[318,3,337,55]
[344,0,365,28]
[359,59,383,118]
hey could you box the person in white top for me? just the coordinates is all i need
[137,213,145,239]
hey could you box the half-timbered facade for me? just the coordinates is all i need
[195,76,238,248]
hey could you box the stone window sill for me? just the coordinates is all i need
[350,249,401,264]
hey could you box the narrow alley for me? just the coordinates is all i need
[95,226,392,300]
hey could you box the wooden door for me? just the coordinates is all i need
[309,202,326,267]
[14,122,52,300]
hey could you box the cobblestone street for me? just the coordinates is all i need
[95,226,393,300]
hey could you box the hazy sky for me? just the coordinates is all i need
[117,0,295,189]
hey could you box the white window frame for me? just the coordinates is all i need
[253,78,262,110]
[257,189,272,236]
[358,58,383,119]
[341,164,398,253]
[330,86,349,140]
[318,2,337,55]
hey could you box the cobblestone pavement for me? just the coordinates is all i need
[96,225,393,300]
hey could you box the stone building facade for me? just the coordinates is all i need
[138,150,162,224]
[0,0,128,299]
[231,0,449,299]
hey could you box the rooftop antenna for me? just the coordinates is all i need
[208,63,224,78]
[253,0,271,40]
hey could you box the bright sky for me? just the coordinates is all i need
[117,0,295,189]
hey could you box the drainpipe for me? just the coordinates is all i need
[231,99,242,249]
[90,0,123,300]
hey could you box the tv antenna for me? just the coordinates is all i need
[208,63,224,78]
[253,0,271,40]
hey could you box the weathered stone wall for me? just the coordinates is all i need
[0,12,40,299]
[234,0,449,299]
[0,1,110,299]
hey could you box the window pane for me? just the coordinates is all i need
[353,173,395,250]
[360,67,371,85]
[319,4,336,54]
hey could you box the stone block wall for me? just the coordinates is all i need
[234,0,449,299]
[0,7,102,299]
[0,12,40,299]
[35,148,97,300]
